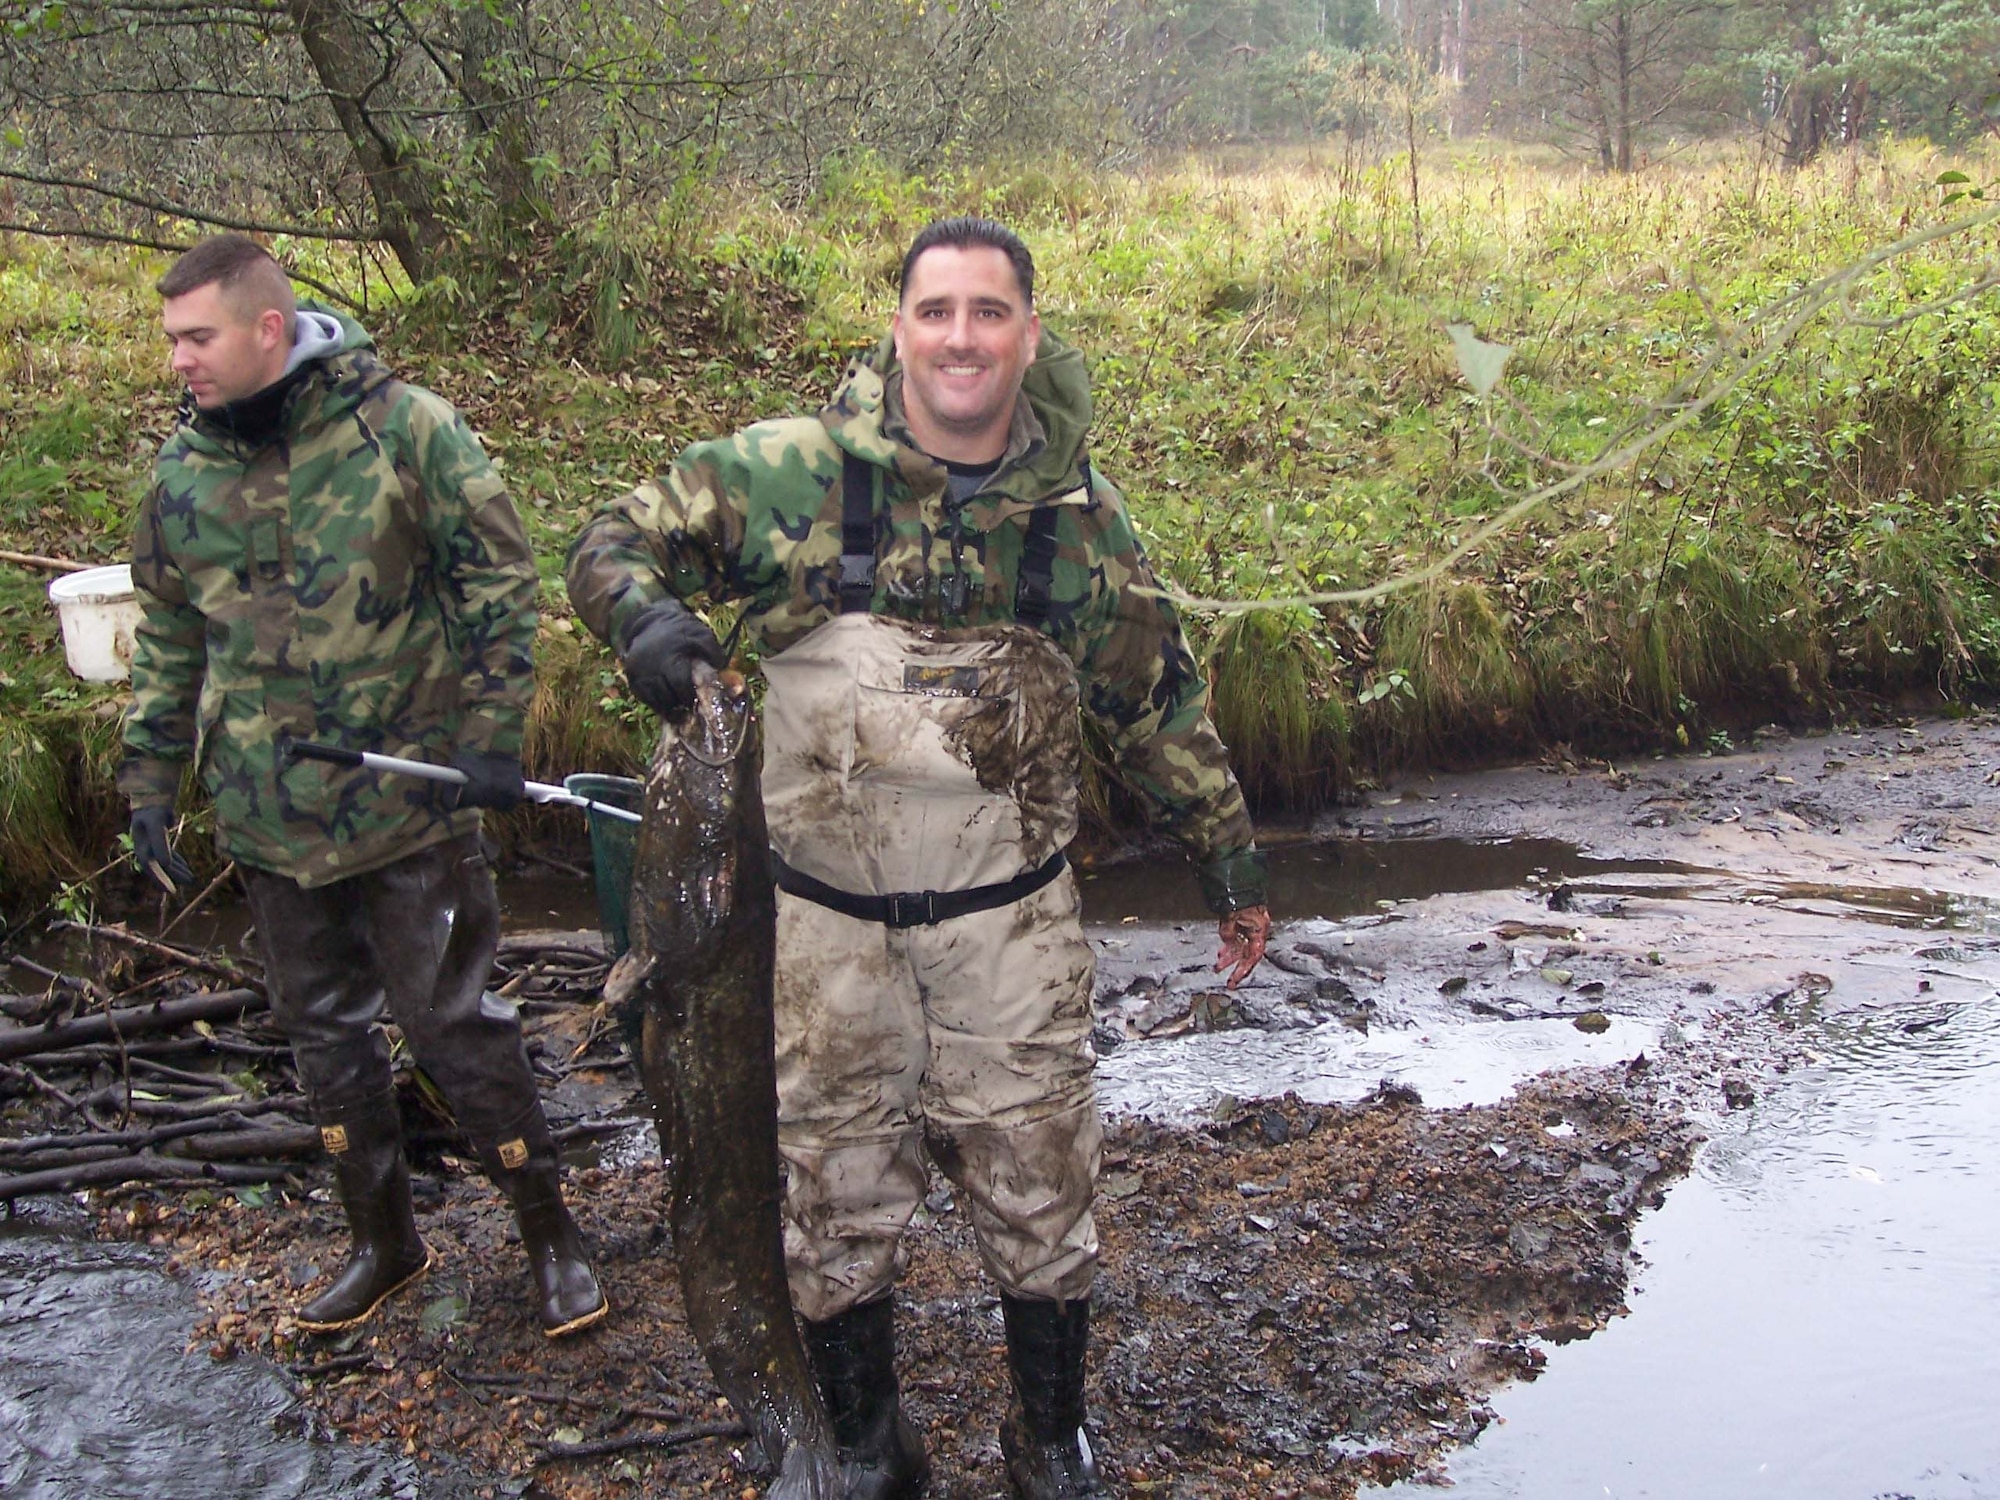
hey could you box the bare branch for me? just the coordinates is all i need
[0,168,374,242]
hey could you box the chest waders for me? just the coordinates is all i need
[767,450,1107,1496]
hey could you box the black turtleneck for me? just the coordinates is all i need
[200,363,314,451]
[939,453,1002,506]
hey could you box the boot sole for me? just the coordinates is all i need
[541,1292,610,1340]
[295,1243,436,1334]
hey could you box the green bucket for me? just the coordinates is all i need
[564,773,644,958]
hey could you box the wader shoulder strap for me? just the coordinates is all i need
[1014,507,1060,628]
[839,449,877,614]
[1014,454,1088,629]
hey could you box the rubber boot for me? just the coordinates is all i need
[477,1112,608,1338]
[803,1296,931,1499]
[999,1294,1105,1500]
[297,1092,433,1333]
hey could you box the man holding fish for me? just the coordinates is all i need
[569,217,1270,1498]
[122,234,607,1341]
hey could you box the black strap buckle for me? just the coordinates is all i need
[885,890,940,929]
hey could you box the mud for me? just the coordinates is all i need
[28,711,2000,1497]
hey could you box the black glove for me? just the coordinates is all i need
[449,750,526,812]
[618,601,727,717]
[130,805,193,891]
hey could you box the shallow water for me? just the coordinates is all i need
[0,1206,434,1500]
[10,833,2000,1494]
[1372,996,2000,1499]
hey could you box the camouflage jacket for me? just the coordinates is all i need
[120,306,539,887]
[566,333,1265,913]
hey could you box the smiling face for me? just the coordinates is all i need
[163,281,290,410]
[891,244,1041,464]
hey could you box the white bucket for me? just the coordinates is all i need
[47,563,144,683]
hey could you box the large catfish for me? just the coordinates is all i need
[605,668,841,1499]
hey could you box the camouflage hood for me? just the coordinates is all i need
[828,328,1093,506]
[176,303,390,459]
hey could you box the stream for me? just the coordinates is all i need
[1372,989,2000,1500]
[4,814,1998,1497]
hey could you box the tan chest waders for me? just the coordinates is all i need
[764,450,1103,1323]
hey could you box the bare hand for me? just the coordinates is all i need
[1215,904,1272,990]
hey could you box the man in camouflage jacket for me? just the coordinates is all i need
[569,218,1269,1499]
[122,234,605,1341]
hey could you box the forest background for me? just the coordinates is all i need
[1,0,1998,908]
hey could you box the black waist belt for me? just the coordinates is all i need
[771,849,1068,929]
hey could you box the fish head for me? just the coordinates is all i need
[626,670,770,971]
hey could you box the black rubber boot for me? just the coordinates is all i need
[999,1294,1105,1500]
[477,1112,608,1339]
[803,1296,931,1499]
[297,1092,432,1333]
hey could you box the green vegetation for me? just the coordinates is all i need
[2,141,1998,908]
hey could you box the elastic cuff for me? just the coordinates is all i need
[1197,848,1268,916]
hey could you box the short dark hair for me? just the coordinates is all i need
[156,234,297,334]
[899,217,1034,306]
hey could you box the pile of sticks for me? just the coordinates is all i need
[1,917,621,1203]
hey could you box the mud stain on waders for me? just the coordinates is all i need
[912,623,1081,866]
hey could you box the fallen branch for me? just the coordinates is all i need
[450,1369,693,1425]
[550,1117,641,1147]
[0,993,59,1023]
[52,920,260,988]
[155,860,239,945]
[535,1420,746,1464]
[0,988,266,1062]
[0,1153,296,1200]
[0,1110,266,1158]
[0,548,85,572]
[166,1124,320,1161]
[0,1062,89,1119]
[4,954,108,1002]
[79,1085,304,1122]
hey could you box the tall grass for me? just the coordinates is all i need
[3,138,1999,905]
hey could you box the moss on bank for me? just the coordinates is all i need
[3,142,1999,910]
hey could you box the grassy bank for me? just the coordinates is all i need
[3,140,1998,909]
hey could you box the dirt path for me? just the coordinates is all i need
[88,713,2000,1498]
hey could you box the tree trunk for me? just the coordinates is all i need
[459,0,545,228]
[285,0,444,281]
[1614,2,1633,172]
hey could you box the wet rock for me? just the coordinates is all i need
[1507,1222,1554,1259]
[1261,946,1328,978]
[1722,1076,1756,1109]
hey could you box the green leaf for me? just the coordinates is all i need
[232,1184,273,1208]
[419,1289,469,1333]
[552,1426,585,1445]
[1983,92,2000,120]
[1445,323,1513,396]
[1935,170,1971,185]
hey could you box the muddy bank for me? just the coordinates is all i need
[89,1070,1695,1499]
